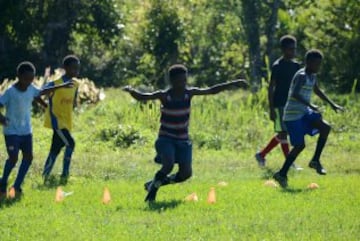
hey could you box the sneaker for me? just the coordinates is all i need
[273,172,288,188]
[0,191,6,201]
[255,152,266,167]
[144,184,158,202]
[291,163,304,171]
[59,175,69,185]
[0,180,7,199]
[144,180,152,192]
[309,161,327,175]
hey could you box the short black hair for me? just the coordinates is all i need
[168,64,188,79]
[280,35,297,49]
[305,49,323,62]
[17,61,36,75]
[63,55,80,67]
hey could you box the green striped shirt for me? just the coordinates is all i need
[283,68,316,121]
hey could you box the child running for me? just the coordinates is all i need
[42,55,80,185]
[273,50,343,188]
[255,35,302,170]
[123,64,247,202]
[0,62,72,199]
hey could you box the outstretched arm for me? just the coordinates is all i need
[123,86,164,101]
[313,83,344,112]
[189,79,247,96]
[39,81,74,96]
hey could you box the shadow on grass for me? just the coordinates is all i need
[33,175,65,190]
[344,168,360,175]
[0,195,22,209]
[280,188,306,194]
[260,167,275,180]
[144,199,182,213]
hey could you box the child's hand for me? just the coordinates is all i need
[331,103,344,113]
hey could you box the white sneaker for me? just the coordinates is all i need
[291,163,303,171]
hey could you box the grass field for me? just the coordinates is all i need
[0,88,359,240]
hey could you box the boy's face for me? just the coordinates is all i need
[18,71,35,89]
[282,44,296,59]
[65,62,80,78]
[307,59,322,73]
[170,73,187,90]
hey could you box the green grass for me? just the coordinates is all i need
[0,88,359,240]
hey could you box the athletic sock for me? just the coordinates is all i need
[260,136,280,158]
[13,160,31,191]
[42,152,59,177]
[1,159,16,188]
[280,140,290,158]
[279,154,296,177]
[311,137,327,163]
[62,147,74,177]
[152,171,167,189]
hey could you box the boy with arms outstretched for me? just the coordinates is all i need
[0,62,72,199]
[273,50,343,188]
[123,64,247,202]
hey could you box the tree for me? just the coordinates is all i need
[240,0,262,90]
[140,0,184,87]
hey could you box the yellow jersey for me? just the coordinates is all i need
[44,77,79,131]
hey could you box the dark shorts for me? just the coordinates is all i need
[285,112,321,146]
[154,136,192,165]
[4,134,33,157]
[274,107,287,132]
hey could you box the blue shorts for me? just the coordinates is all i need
[154,136,192,165]
[285,112,321,146]
[4,134,33,158]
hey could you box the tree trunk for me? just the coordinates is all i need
[240,0,262,91]
[265,0,281,66]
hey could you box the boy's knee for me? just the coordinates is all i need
[177,169,192,182]
[160,158,175,174]
[277,132,287,140]
[8,156,18,164]
[294,143,305,153]
[23,153,33,162]
[69,140,75,149]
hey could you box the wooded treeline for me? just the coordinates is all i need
[1,0,359,92]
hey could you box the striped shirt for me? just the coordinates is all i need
[159,89,191,140]
[283,68,316,121]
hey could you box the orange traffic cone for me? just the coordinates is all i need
[264,180,278,188]
[8,187,16,199]
[55,186,64,202]
[102,187,111,204]
[307,183,319,189]
[207,187,216,204]
[185,192,198,202]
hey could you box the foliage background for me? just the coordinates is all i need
[1,0,359,92]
